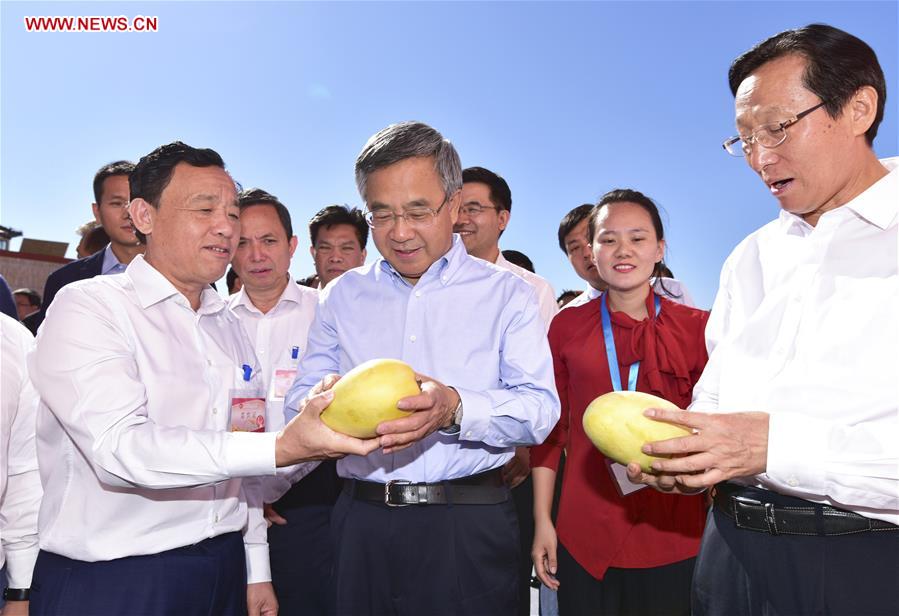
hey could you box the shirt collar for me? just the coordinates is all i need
[377,235,467,287]
[127,254,226,314]
[779,156,899,234]
[100,244,126,275]
[229,275,305,315]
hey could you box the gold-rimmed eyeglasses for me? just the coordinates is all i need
[723,101,827,157]
[364,193,449,229]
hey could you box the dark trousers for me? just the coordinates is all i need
[30,531,246,616]
[512,475,536,616]
[331,480,520,616]
[694,490,899,616]
[269,460,341,616]
[556,543,693,616]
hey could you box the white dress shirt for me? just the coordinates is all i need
[229,277,320,582]
[0,314,42,589]
[30,255,277,578]
[494,252,558,331]
[692,157,898,523]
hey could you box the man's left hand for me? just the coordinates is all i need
[247,582,278,616]
[502,447,531,488]
[639,408,769,489]
[0,600,29,616]
[376,375,459,453]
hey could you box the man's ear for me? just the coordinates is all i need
[288,236,298,258]
[497,209,510,232]
[92,202,101,224]
[129,198,155,238]
[848,85,879,138]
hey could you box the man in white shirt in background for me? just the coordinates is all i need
[633,24,898,616]
[454,165,558,616]
[308,205,368,290]
[0,314,42,616]
[456,166,558,327]
[228,188,337,616]
[28,141,378,616]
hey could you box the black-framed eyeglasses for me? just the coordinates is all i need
[364,193,450,229]
[722,101,827,157]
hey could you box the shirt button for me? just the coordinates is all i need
[787,477,799,487]
[410,335,417,342]
[212,408,218,414]
[214,513,220,523]
[206,359,213,366]
[415,291,421,298]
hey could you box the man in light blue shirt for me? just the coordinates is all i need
[285,121,559,616]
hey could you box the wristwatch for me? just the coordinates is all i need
[2,587,30,601]
[440,388,464,435]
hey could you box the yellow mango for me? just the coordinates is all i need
[582,391,689,472]
[320,358,421,438]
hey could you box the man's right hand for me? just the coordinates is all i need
[275,385,380,467]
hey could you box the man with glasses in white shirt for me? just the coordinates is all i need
[228,188,336,616]
[28,142,379,616]
[286,121,560,615]
[631,24,898,616]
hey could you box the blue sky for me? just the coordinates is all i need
[2,1,896,308]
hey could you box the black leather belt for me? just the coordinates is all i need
[349,468,508,506]
[713,482,898,537]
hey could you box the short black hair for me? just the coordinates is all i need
[308,205,368,248]
[81,224,110,256]
[557,289,580,306]
[501,249,534,273]
[238,188,293,239]
[129,142,228,243]
[462,166,512,213]
[729,23,886,144]
[226,266,240,295]
[557,204,594,253]
[93,160,135,204]
[13,288,41,308]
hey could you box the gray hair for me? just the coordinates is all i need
[355,121,462,201]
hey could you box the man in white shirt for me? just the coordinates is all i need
[454,165,558,615]
[228,188,335,616]
[455,166,558,327]
[0,314,42,615]
[28,142,378,616]
[632,24,898,616]
[308,204,369,289]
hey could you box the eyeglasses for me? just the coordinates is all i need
[459,203,499,217]
[722,101,827,157]
[364,194,449,229]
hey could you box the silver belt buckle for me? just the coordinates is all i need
[385,479,411,507]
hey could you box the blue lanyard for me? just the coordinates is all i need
[600,293,661,392]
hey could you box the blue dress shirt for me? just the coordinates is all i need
[285,236,559,483]
[100,244,127,275]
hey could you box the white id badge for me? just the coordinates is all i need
[607,459,648,496]
[229,389,267,432]
[271,368,298,401]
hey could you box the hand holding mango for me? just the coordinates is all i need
[320,358,421,438]
[582,391,691,472]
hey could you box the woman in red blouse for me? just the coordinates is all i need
[531,189,710,616]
